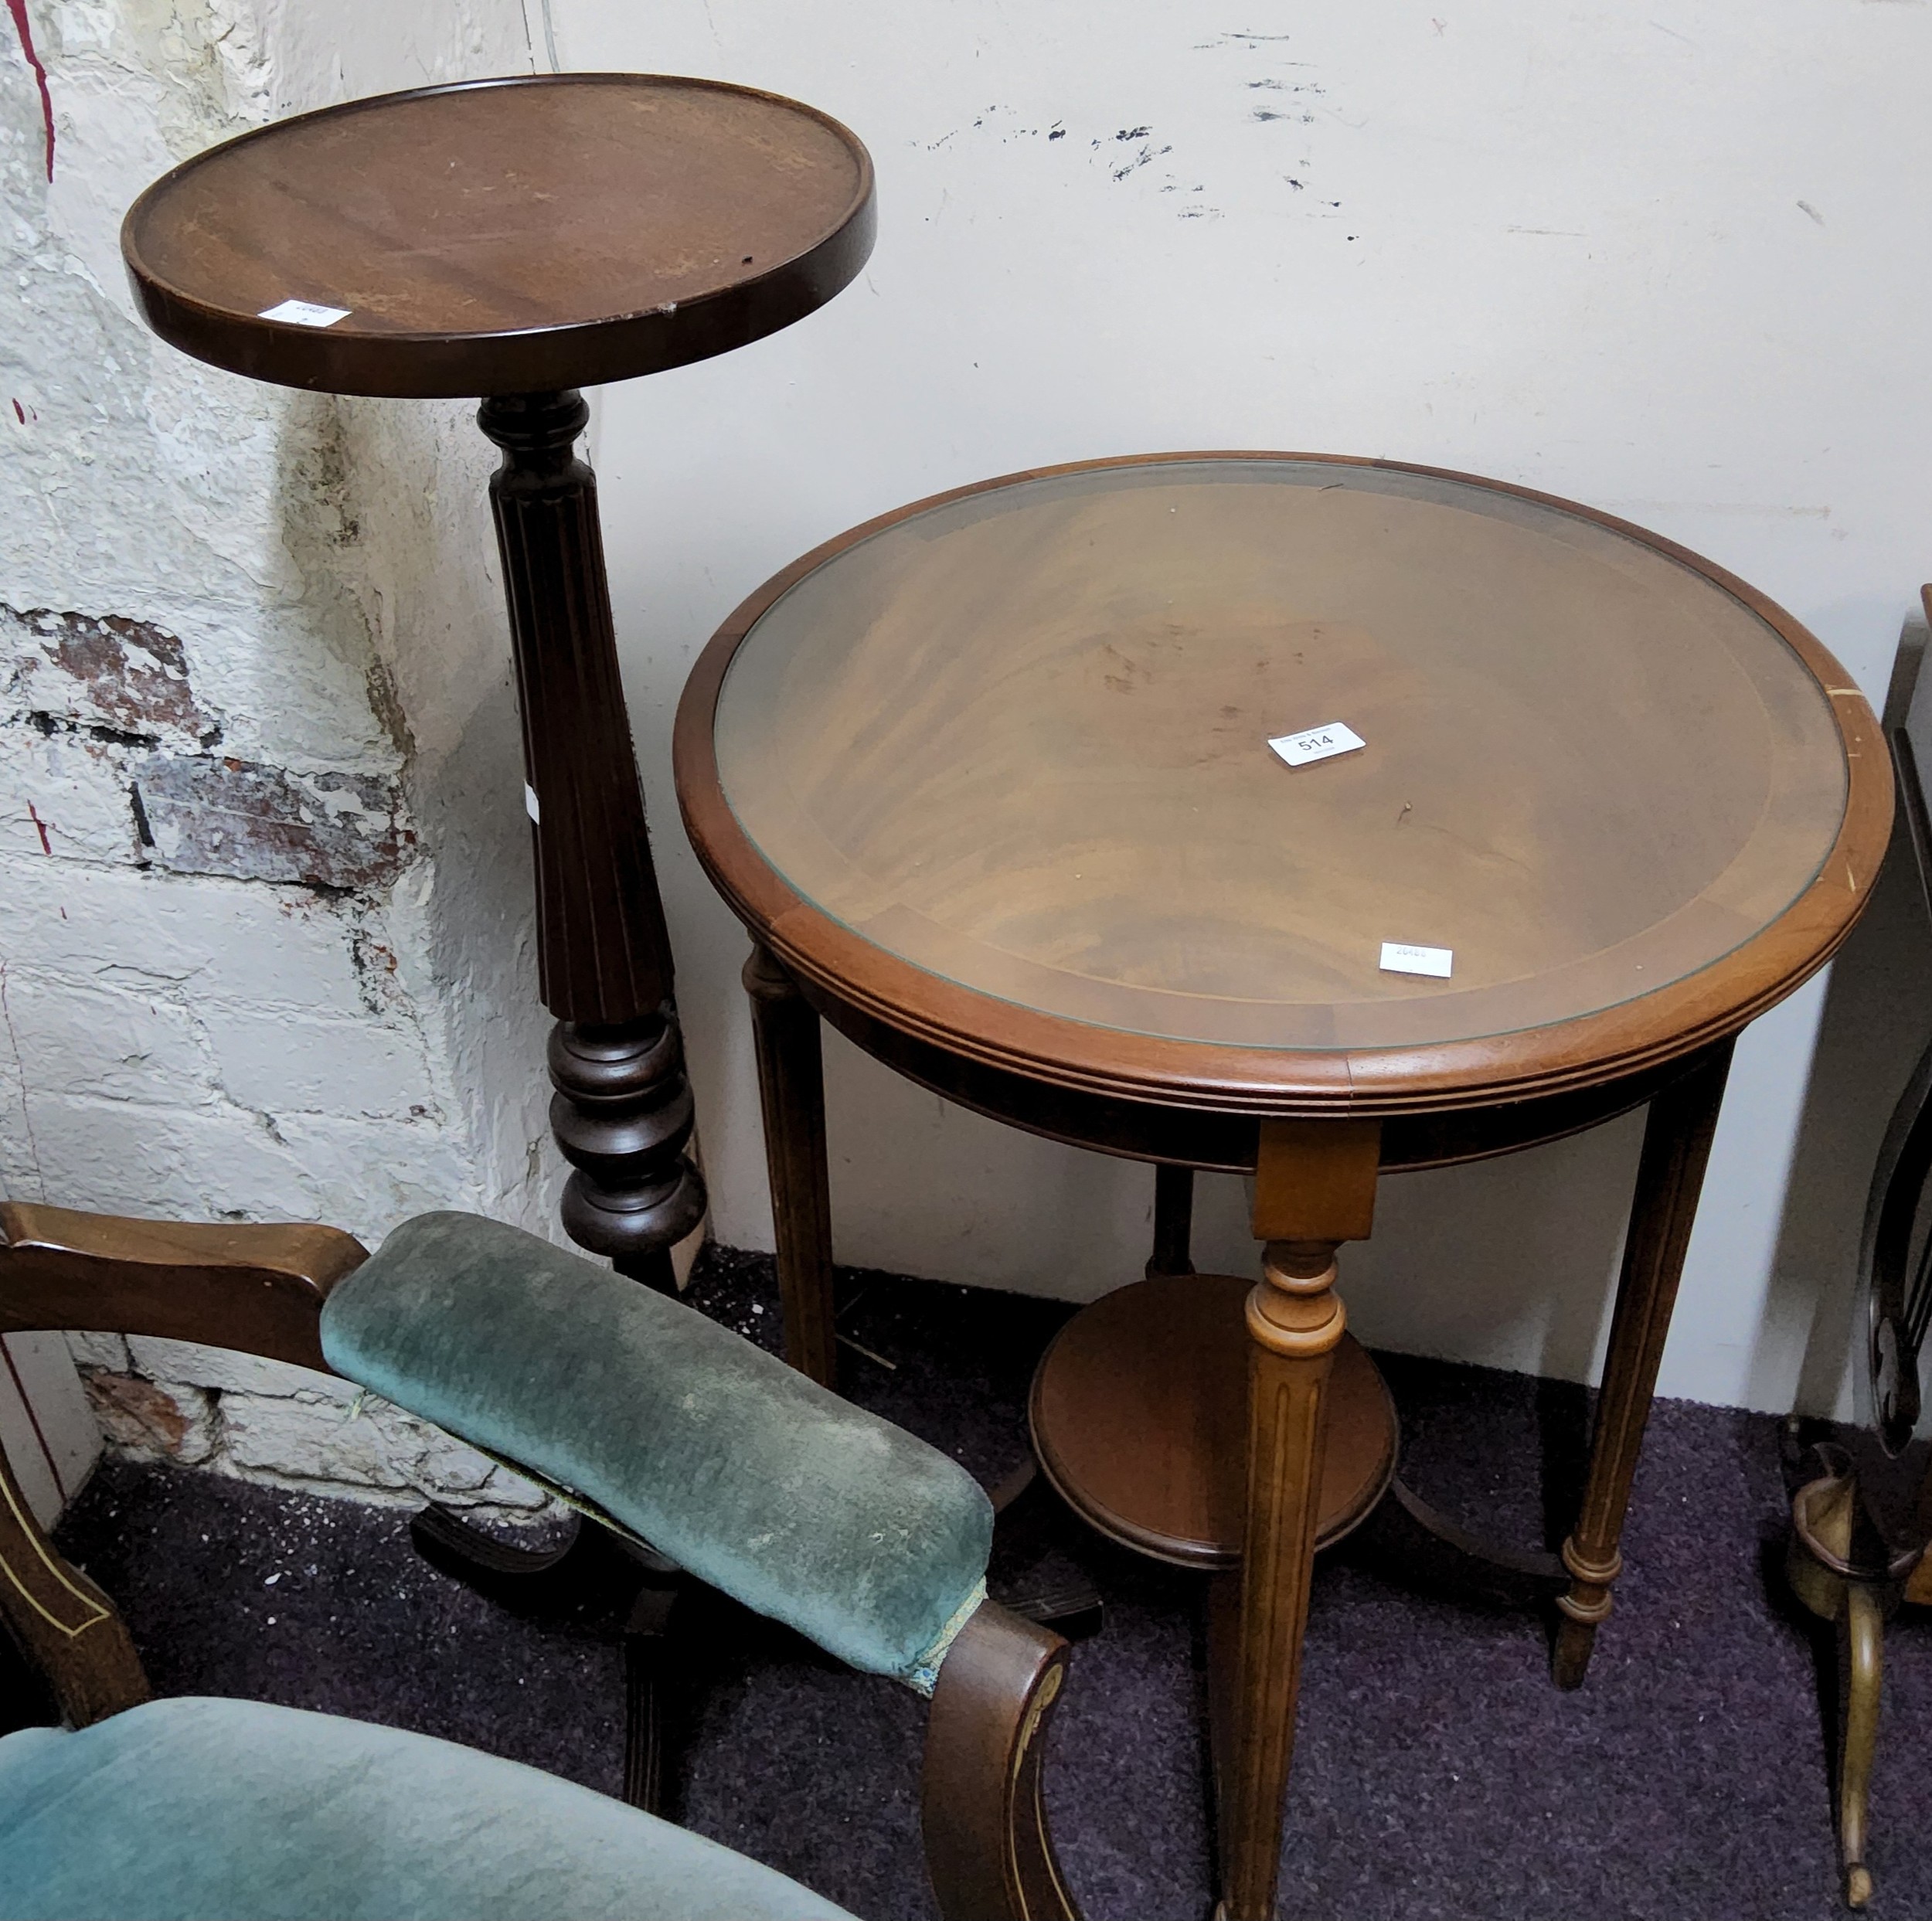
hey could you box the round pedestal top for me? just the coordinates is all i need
[121,75,874,399]
[676,455,1889,1114]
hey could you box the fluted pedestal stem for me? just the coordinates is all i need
[480,389,706,1287]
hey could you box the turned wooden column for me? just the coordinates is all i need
[1216,1117,1381,1921]
[1553,1037,1733,1685]
[122,78,877,1292]
[482,389,706,1292]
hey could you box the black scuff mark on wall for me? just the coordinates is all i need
[128,782,155,856]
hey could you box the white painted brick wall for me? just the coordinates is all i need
[2,0,571,1520]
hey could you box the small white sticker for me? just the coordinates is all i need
[1380,942,1454,979]
[1268,721,1365,768]
[524,782,541,824]
[257,298,352,328]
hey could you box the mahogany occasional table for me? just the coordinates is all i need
[121,73,875,1292]
[674,454,1893,1919]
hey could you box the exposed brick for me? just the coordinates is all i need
[81,1369,217,1464]
[5,604,217,751]
[114,1342,554,1522]
[22,1094,314,1225]
[134,755,415,892]
[0,856,379,1014]
[64,1331,131,1372]
[124,1338,351,1402]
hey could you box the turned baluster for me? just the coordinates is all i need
[481,390,706,1290]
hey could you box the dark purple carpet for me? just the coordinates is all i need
[41,1246,1932,1920]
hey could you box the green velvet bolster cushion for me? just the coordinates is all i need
[0,1696,854,1920]
[319,1212,992,1690]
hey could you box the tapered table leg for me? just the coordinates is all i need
[1214,1118,1381,1921]
[1219,1237,1346,1921]
[1553,1038,1733,1687]
[743,945,838,1386]
[480,390,706,1288]
[1148,1163,1196,1279]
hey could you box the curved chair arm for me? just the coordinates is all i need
[0,1206,369,1731]
[0,1203,368,1371]
[923,1600,1078,1921]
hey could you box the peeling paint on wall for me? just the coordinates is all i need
[1,0,563,1511]
[9,605,218,748]
[134,757,413,891]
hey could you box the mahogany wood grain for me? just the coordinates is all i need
[1147,1164,1196,1277]
[0,1424,148,1729]
[1,1209,1084,1915]
[482,386,705,1284]
[923,1601,1077,1921]
[121,76,873,1290]
[486,388,672,1026]
[121,83,879,1827]
[121,76,874,400]
[1553,1039,1734,1685]
[798,976,1693,1174]
[1253,1119,1381,1243]
[1222,1239,1355,1921]
[1029,1273,1396,1569]
[675,455,1889,1912]
[0,1206,369,1731]
[676,454,1888,1120]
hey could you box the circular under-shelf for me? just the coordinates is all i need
[1029,1271,1398,1570]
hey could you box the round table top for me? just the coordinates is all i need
[121,74,874,399]
[675,454,1889,1115]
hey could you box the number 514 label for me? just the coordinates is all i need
[1267,721,1365,768]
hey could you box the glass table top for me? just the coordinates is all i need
[711,459,1851,1053]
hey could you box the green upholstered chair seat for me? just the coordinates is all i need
[318,1213,992,1691]
[0,1696,853,1921]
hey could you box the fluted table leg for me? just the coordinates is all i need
[1213,1117,1381,1921]
[1553,1038,1733,1686]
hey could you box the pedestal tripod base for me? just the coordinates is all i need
[410,1505,690,1815]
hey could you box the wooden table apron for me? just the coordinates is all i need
[675,453,1890,1921]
